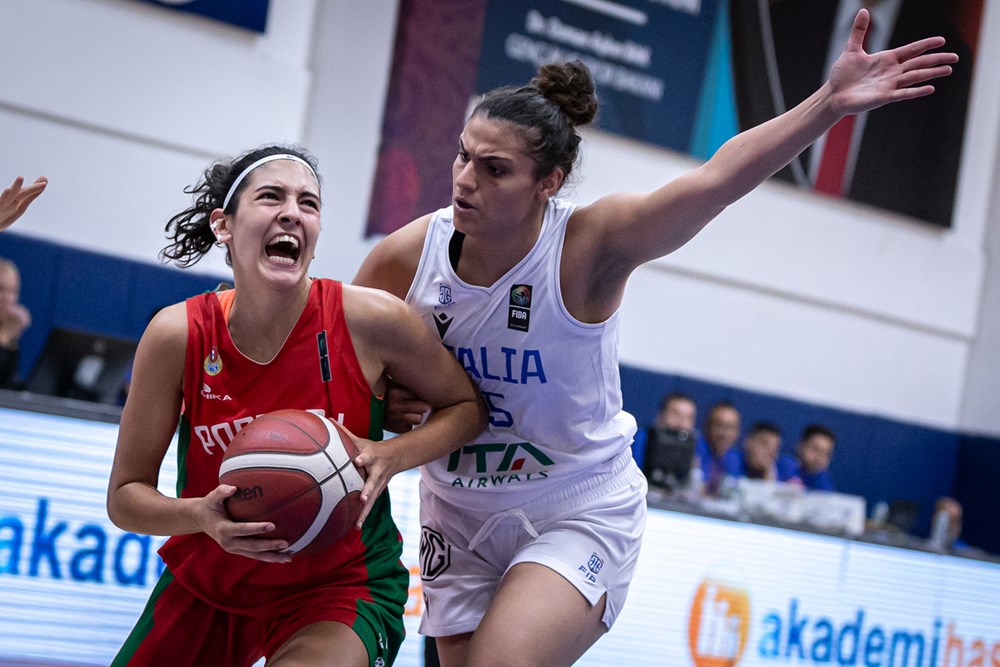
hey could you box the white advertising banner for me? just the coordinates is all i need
[1,406,997,666]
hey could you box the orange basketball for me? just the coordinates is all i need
[219,409,366,556]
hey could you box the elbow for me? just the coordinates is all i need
[473,394,489,433]
[106,484,131,531]
[106,494,125,530]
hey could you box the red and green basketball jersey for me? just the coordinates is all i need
[158,278,404,616]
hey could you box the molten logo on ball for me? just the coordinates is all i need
[219,409,366,556]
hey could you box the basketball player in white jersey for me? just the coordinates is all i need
[354,11,955,665]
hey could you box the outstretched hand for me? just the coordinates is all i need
[827,9,957,116]
[0,176,48,232]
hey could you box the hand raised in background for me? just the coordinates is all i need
[827,9,958,116]
[0,176,48,232]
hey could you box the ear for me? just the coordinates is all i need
[537,167,565,201]
[210,210,232,244]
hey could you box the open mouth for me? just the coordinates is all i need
[454,197,474,211]
[265,234,301,266]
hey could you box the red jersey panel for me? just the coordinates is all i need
[158,279,395,616]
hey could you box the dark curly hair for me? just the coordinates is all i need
[160,144,320,268]
[472,60,598,182]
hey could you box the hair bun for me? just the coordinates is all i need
[532,60,597,127]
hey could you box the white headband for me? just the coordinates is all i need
[222,154,318,210]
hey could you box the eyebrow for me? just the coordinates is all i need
[254,183,322,203]
[458,139,515,166]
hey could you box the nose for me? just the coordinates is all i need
[277,198,303,225]
[454,160,476,192]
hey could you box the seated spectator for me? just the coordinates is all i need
[728,421,782,481]
[695,400,742,494]
[929,496,975,553]
[631,391,698,467]
[777,424,836,491]
[0,258,31,389]
[657,391,697,432]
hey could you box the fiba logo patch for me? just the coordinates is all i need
[510,284,531,307]
[419,526,451,581]
[508,284,532,332]
[688,577,751,667]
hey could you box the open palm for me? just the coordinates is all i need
[0,176,48,232]
[827,9,958,116]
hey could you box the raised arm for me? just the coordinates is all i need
[582,9,957,272]
[0,176,48,232]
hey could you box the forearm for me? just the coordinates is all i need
[381,396,485,472]
[107,482,206,537]
[704,82,840,204]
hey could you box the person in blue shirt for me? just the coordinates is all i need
[631,391,697,468]
[777,424,836,491]
[695,400,742,494]
[728,421,782,481]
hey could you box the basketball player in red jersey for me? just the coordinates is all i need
[355,10,956,666]
[107,145,485,666]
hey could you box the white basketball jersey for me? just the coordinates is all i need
[406,198,638,512]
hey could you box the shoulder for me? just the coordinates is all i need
[341,284,420,340]
[352,214,433,299]
[723,445,743,462]
[776,455,800,480]
[342,283,408,314]
[145,302,188,346]
[810,470,835,491]
[722,446,744,471]
[130,302,187,382]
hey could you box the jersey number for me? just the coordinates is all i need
[483,391,513,428]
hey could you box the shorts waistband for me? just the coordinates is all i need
[433,449,643,524]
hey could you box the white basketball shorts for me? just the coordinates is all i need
[417,449,648,637]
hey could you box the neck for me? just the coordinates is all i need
[456,204,546,287]
[228,280,311,363]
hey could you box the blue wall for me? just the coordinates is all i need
[620,365,1000,554]
[0,232,230,380]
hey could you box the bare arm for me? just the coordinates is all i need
[107,304,291,562]
[353,215,436,432]
[352,214,430,300]
[344,285,486,525]
[0,176,48,232]
[567,10,957,316]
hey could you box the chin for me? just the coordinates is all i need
[452,209,486,236]
[262,262,307,285]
